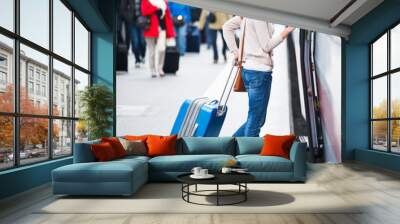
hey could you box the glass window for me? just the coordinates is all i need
[74,69,89,118]
[53,119,72,157]
[0,1,91,170]
[75,120,88,143]
[371,25,400,154]
[391,72,400,118]
[41,85,46,96]
[28,81,34,93]
[36,83,40,95]
[28,67,34,80]
[391,24,400,70]
[372,121,388,151]
[19,117,49,165]
[372,33,387,76]
[53,0,72,60]
[20,44,49,115]
[0,0,14,31]
[372,77,387,119]
[53,59,72,117]
[0,35,14,113]
[20,0,49,49]
[391,120,400,153]
[0,116,14,169]
[74,18,89,70]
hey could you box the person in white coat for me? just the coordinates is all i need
[222,16,294,136]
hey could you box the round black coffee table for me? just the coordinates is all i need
[177,173,255,206]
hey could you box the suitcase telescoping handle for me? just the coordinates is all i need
[216,61,237,116]
[216,18,247,117]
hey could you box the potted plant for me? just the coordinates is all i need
[79,84,114,140]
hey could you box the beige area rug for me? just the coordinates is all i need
[38,183,361,214]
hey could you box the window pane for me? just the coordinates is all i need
[20,117,49,165]
[391,24,400,70]
[391,72,400,118]
[372,121,388,151]
[74,69,89,118]
[53,119,72,157]
[75,120,88,143]
[372,33,387,76]
[53,0,72,60]
[20,0,49,49]
[0,0,14,31]
[372,77,387,119]
[53,59,72,117]
[75,18,89,70]
[0,116,13,170]
[20,44,49,115]
[0,35,14,112]
[391,120,400,153]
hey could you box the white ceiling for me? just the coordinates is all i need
[171,0,384,37]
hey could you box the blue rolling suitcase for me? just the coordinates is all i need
[171,98,227,137]
[171,65,238,137]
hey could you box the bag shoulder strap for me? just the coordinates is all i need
[238,18,246,66]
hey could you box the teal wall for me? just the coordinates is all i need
[344,0,400,171]
[0,158,72,199]
[92,32,116,135]
[0,0,117,200]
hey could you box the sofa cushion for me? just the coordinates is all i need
[236,155,293,172]
[91,142,118,161]
[147,135,177,157]
[101,137,127,158]
[118,138,147,156]
[235,137,263,155]
[179,137,235,155]
[73,140,100,163]
[260,134,296,159]
[149,154,235,172]
[53,158,147,183]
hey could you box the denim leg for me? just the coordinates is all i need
[219,29,227,58]
[130,26,141,63]
[233,123,247,137]
[137,29,146,59]
[174,25,180,53]
[209,29,218,61]
[177,24,187,55]
[244,70,273,137]
[233,71,250,137]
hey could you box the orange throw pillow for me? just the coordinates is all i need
[260,134,296,159]
[146,135,177,157]
[101,137,127,158]
[124,135,151,141]
[91,142,117,162]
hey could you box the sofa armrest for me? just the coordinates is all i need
[289,141,307,181]
[73,141,99,163]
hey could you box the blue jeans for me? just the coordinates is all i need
[130,25,146,63]
[233,69,273,137]
[174,24,187,55]
[208,29,227,61]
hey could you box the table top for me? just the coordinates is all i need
[177,172,255,185]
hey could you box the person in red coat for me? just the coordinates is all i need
[142,0,175,77]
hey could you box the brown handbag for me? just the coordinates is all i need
[233,19,247,92]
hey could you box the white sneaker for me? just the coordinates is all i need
[135,62,140,68]
[158,68,165,77]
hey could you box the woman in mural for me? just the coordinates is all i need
[141,0,175,78]
[222,17,294,137]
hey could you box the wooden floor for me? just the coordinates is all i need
[1,162,400,224]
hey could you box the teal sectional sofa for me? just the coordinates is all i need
[52,137,307,196]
